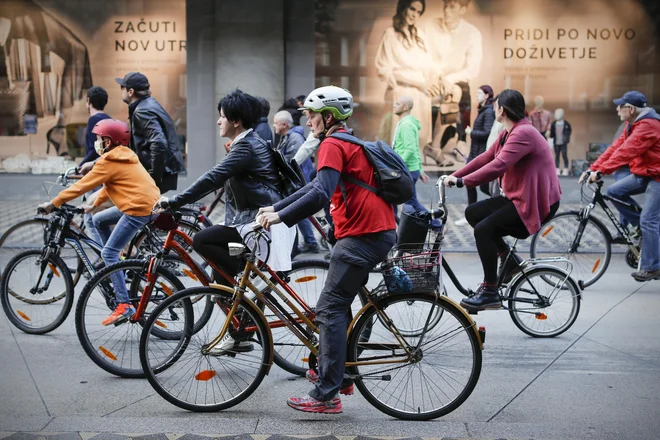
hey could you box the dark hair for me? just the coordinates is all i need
[296,95,306,103]
[278,98,302,126]
[86,86,108,111]
[393,0,426,50]
[256,97,270,118]
[479,85,494,108]
[218,89,261,129]
[495,89,526,122]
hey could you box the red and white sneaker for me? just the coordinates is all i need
[287,395,342,414]
[306,369,354,395]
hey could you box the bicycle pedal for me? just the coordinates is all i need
[113,315,130,326]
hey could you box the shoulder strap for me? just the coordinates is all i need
[328,132,364,146]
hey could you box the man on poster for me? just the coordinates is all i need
[424,0,482,164]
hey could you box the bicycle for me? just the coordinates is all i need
[75,208,331,378]
[428,177,582,337]
[0,200,203,335]
[139,220,485,420]
[529,177,642,288]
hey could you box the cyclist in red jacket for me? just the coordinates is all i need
[580,91,660,281]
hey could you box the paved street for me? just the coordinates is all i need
[1,173,658,439]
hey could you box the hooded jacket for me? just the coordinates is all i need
[392,114,422,172]
[52,146,160,216]
[591,108,660,180]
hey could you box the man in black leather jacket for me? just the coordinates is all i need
[158,90,283,299]
[116,72,185,193]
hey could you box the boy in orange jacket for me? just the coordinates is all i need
[38,119,160,325]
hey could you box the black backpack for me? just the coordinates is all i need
[269,145,306,197]
[329,132,415,205]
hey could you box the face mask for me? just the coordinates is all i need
[94,139,105,156]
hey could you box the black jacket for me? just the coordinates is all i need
[549,120,572,145]
[254,118,274,146]
[171,130,283,226]
[468,103,495,161]
[129,97,186,193]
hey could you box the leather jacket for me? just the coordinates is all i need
[171,130,283,226]
[129,97,186,192]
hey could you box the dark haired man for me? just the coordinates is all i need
[80,86,111,166]
[115,72,185,193]
[160,89,283,292]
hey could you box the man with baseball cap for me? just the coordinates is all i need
[114,71,185,193]
[579,91,660,281]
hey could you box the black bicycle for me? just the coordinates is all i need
[529,178,642,288]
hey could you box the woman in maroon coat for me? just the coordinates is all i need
[444,89,562,312]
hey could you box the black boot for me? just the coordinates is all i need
[460,284,502,312]
[500,251,524,284]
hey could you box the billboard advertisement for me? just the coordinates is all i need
[315,0,657,173]
[0,0,186,172]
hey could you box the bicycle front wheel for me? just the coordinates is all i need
[1,250,74,334]
[140,286,271,412]
[507,267,581,338]
[347,293,482,420]
[530,211,611,288]
[75,259,189,378]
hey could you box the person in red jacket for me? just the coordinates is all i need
[580,91,660,281]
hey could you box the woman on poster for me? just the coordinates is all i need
[375,0,436,152]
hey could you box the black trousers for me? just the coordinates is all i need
[466,184,493,205]
[554,143,569,168]
[192,225,244,285]
[465,196,559,284]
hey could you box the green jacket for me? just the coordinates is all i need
[392,114,422,172]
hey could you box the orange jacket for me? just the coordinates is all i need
[52,146,160,216]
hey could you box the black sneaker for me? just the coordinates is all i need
[460,284,502,312]
[298,242,320,253]
[500,252,524,284]
[631,269,660,282]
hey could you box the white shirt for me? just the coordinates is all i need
[424,18,483,84]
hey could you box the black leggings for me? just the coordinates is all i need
[466,196,560,284]
[466,183,494,205]
[192,225,244,285]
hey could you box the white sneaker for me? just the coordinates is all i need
[454,218,469,227]
[556,168,561,176]
[561,169,569,176]
[207,333,254,356]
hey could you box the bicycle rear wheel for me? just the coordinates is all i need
[347,293,482,420]
[140,286,271,412]
[1,250,74,334]
[507,267,581,338]
[75,259,190,378]
[529,211,610,288]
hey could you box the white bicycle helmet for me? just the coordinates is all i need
[299,86,354,120]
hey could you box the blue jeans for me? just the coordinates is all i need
[606,174,642,229]
[297,218,318,245]
[612,166,632,228]
[93,207,152,304]
[309,230,396,401]
[607,175,660,271]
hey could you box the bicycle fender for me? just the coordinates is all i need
[208,283,275,373]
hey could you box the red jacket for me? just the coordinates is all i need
[454,118,562,235]
[591,110,660,180]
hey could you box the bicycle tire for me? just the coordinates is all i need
[75,258,189,378]
[529,211,611,288]
[347,292,482,420]
[507,266,581,338]
[1,250,74,334]
[140,286,271,412]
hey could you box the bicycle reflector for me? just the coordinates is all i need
[195,370,216,381]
